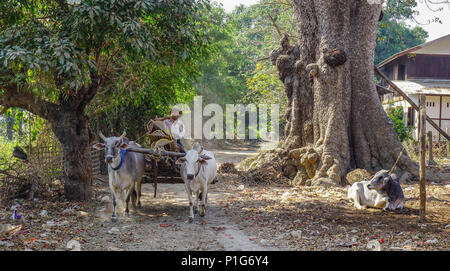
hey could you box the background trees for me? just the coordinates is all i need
[0,0,440,200]
[0,0,211,200]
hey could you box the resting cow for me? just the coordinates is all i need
[176,142,217,222]
[384,173,405,210]
[348,170,391,210]
[93,131,145,222]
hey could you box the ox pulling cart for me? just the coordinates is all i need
[125,119,186,197]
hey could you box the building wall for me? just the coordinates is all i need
[386,95,450,141]
[425,95,441,118]
[443,96,450,117]
[382,54,450,80]
[418,95,449,141]
[442,96,450,137]
[407,54,450,79]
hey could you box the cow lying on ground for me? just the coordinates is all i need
[384,173,405,210]
[93,131,145,222]
[176,142,217,222]
[348,170,404,211]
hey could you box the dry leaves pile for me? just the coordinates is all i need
[0,181,140,251]
[1,167,448,251]
[217,175,450,251]
[218,162,238,174]
[238,162,290,186]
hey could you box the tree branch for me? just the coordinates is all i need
[267,14,283,37]
[0,83,59,120]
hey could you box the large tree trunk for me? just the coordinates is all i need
[1,72,99,201]
[270,0,418,186]
[50,111,93,201]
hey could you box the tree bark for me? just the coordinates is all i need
[50,110,93,201]
[270,0,418,186]
[1,81,96,200]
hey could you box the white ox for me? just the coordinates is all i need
[176,142,217,222]
[347,170,392,210]
[93,131,145,222]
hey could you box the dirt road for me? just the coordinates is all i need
[82,146,279,251]
[1,143,448,251]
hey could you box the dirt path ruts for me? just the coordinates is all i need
[83,146,277,251]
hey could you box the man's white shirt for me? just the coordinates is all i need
[164,119,185,140]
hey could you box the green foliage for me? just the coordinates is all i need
[0,135,17,171]
[0,0,213,145]
[194,4,247,105]
[0,0,211,107]
[195,1,293,106]
[386,103,413,142]
[376,11,428,65]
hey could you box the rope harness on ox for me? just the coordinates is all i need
[112,149,127,171]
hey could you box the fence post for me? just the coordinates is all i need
[427,131,437,166]
[419,95,426,222]
[447,128,450,158]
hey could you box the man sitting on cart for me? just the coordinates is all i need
[156,106,185,153]
[156,106,218,184]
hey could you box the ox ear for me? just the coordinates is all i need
[92,143,105,150]
[198,158,208,165]
[176,157,186,165]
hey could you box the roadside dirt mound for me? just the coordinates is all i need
[238,163,290,186]
[345,169,373,185]
[218,162,238,174]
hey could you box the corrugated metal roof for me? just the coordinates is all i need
[392,79,450,95]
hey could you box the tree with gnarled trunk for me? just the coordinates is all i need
[268,0,423,187]
[0,0,210,200]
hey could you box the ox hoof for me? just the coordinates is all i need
[111,216,118,223]
[188,217,194,223]
[199,212,205,218]
[194,209,198,215]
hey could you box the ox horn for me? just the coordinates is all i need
[119,130,126,141]
[98,131,107,141]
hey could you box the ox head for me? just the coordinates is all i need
[176,142,211,180]
[92,131,127,164]
[367,170,391,191]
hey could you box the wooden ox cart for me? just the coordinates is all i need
[126,120,185,197]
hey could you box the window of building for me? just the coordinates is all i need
[398,64,406,80]
[407,107,415,126]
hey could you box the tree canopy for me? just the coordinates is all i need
[0,0,213,200]
[0,0,211,118]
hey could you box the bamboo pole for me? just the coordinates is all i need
[419,95,427,222]
[374,66,450,142]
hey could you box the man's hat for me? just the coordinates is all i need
[171,106,182,117]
